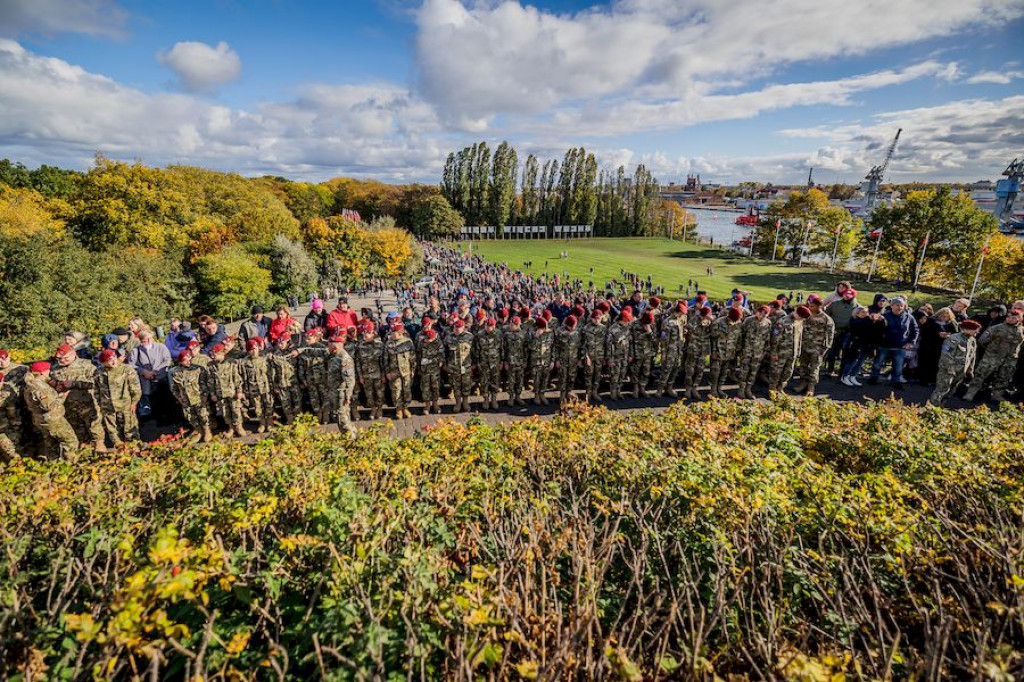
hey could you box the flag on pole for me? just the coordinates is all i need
[868,227,882,238]
[921,233,930,247]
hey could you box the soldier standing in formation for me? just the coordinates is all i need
[605,309,633,400]
[553,314,582,404]
[474,318,503,410]
[631,312,657,398]
[94,349,142,446]
[168,349,212,442]
[929,319,981,406]
[736,306,772,400]
[447,320,475,412]
[417,328,445,414]
[529,317,554,405]
[659,303,688,398]
[582,310,607,402]
[502,316,529,406]
[963,309,1023,402]
[708,308,744,399]
[240,338,275,433]
[327,338,357,435]
[22,362,78,458]
[50,345,106,452]
[794,296,836,397]
[384,322,416,419]
[356,321,386,420]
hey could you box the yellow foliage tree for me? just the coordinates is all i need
[0,186,66,237]
[978,233,1024,300]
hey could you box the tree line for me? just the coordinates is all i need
[441,141,665,237]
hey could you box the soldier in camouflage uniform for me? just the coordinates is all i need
[581,310,608,402]
[298,327,330,423]
[767,306,808,396]
[417,328,445,414]
[963,308,1024,402]
[605,309,634,400]
[384,322,416,419]
[553,314,582,404]
[735,305,773,399]
[631,312,658,398]
[344,326,360,423]
[51,345,106,451]
[268,335,301,425]
[928,320,981,406]
[327,339,357,435]
[502,316,529,407]
[708,308,744,399]
[683,306,714,400]
[188,339,211,368]
[794,295,835,397]
[658,303,689,398]
[0,349,28,386]
[23,362,79,457]
[239,338,275,433]
[447,319,476,412]
[203,344,247,437]
[169,350,212,442]
[0,370,23,461]
[473,318,503,410]
[94,349,142,446]
[356,321,386,420]
[529,317,555,404]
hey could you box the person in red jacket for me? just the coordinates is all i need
[326,297,359,335]
[269,306,299,343]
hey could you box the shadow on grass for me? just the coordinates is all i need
[667,249,743,261]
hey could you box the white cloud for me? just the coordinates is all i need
[966,69,1024,84]
[0,0,128,39]
[157,41,242,93]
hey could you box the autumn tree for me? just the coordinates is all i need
[195,245,272,320]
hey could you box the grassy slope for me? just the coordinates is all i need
[465,238,910,303]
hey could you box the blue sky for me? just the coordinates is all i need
[1,0,1022,184]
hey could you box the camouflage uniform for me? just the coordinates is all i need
[767,314,803,395]
[964,321,1024,401]
[502,326,529,406]
[708,316,743,398]
[581,319,608,401]
[605,321,633,400]
[795,311,835,395]
[22,374,79,457]
[50,358,105,449]
[529,327,554,404]
[682,315,713,399]
[929,332,977,405]
[384,334,417,417]
[355,337,386,419]
[736,315,772,398]
[630,321,658,398]
[553,324,582,403]
[203,357,246,436]
[94,362,142,446]
[658,314,687,397]
[343,335,361,422]
[473,327,503,409]
[298,342,331,422]
[0,376,23,461]
[417,333,445,413]
[328,346,357,434]
[268,349,302,424]
[239,354,275,432]
[447,328,476,411]
[168,363,211,439]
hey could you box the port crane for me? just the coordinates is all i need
[861,128,901,216]
[807,167,814,189]
[993,158,1023,230]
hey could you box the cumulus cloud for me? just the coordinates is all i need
[966,69,1024,85]
[157,41,242,93]
[0,0,128,39]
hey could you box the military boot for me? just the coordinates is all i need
[282,409,294,425]
[201,426,214,443]
[432,399,440,414]
[962,389,978,402]
[745,383,756,400]
[792,379,808,394]
[991,391,1005,402]
[93,439,108,453]
[805,383,816,397]
[350,404,359,423]
[234,423,249,437]
[256,421,266,434]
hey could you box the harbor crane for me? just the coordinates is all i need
[861,128,901,215]
[993,158,1023,230]
[807,167,814,189]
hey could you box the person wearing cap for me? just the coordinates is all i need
[94,349,142,446]
[239,305,269,345]
[0,366,24,460]
[50,343,106,452]
[416,328,445,415]
[528,317,555,405]
[553,314,583,404]
[168,349,213,442]
[343,327,361,423]
[605,310,634,401]
[473,319,502,411]
[22,362,79,457]
[186,339,210,367]
[448,319,476,412]
[659,302,688,398]
[822,281,853,307]
[0,348,28,387]
[963,308,1023,402]
[867,296,917,390]
[355,322,386,420]
[113,326,138,355]
[304,299,328,332]
[327,297,359,336]
[928,320,981,406]
[297,328,331,423]
[268,335,301,425]
[867,294,889,316]
[202,345,247,436]
[708,307,744,399]
[824,287,860,377]
[736,305,772,399]
[384,322,416,419]
[682,306,714,400]
[582,309,609,402]
[768,306,809,397]
[239,338,274,433]
[630,311,657,399]
[502,316,529,407]
[327,338,357,435]
[793,295,836,396]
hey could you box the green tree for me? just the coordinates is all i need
[409,195,464,239]
[266,235,319,299]
[488,141,518,232]
[195,246,272,320]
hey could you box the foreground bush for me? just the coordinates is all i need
[1,400,1022,680]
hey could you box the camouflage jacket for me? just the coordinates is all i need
[384,336,417,378]
[168,364,206,408]
[202,359,240,399]
[801,312,835,354]
[95,363,142,411]
[502,328,529,367]
[355,339,385,380]
[328,349,357,402]
[473,329,503,367]
[606,323,632,362]
[581,322,607,360]
[238,355,273,395]
[529,330,554,368]
[710,318,743,360]
[416,336,445,373]
[978,322,1024,360]
[938,332,977,375]
[447,331,476,374]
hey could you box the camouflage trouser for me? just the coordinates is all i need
[506,365,525,400]
[682,351,706,389]
[245,391,274,423]
[65,399,105,445]
[967,355,1015,397]
[929,370,965,405]
[0,429,20,462]
[557,362,578,401]
[213,396,244,430]
[608,359,629,395]
[585,357,604,393]
[531,363,550,398]
[797,350,824,385]
[332,390,355,433]
[478,363,501,402]
[450,370,474,399]
[420,370,442,403]
[274,386,302,420]
[736,352,764,385]
[180,403,210,432]
[632,355,654,393]
[389,374,413,410]
[39,417,79,458]
[102,408,139,446]
[306,383,330,416]
[660,351,683,389]
[768,352,797,388]
[359,378,386,409]
[708,357,735,391]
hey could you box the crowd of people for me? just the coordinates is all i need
[1,242,1022,459]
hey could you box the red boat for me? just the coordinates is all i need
[735,207,760,226]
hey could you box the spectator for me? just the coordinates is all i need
[840,307,885,386]
[823,281,852,307]
[165,323,195,358]
[868,296,919,389]
[199,317,227,355]
[304,299,328,331]
[950,298,971,323]
[868,294,889,315]
[127,330,171,417]
[326,297,358,334]
[63,331,93,360]
[239,305,268,343]
[917,307,959,386]
[269,306,299,343]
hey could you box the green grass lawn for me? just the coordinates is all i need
[464,238,909,304]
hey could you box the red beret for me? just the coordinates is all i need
[359,322,375,334]
[961,320,981,331]
[476,309,487,320]
[620,309,633,323]
[649,296,661,307]
[700,306,714,318]
[641,312,655,325]
[572,305,585,318]
[246,338,261,351]
[591,309,603,320]
[177,350,192,363]
[454,319,466,330]
[499,308,509,319]
[424,329,437,341]
[392,322,405,333]
[728,307,742,322]
[97,349,116,363]
[806,294,823,305]
[756,305,770,314]
[0,349,8,360]
[187,339,201,350]
[510,315,522,325]
[305,327,322,336]
[486,318,497,327]
[564,315,578,329]
[597,301,611,312]
[541,309,552,321]
[675,301,688,314]
[56,344,73,356]
[520,307,531,319]
[535,317,548,329]
[30,361,51,373]
[796,306,812,319]
[211,344,227,354]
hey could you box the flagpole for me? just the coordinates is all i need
[829,222,843,273]
[867,230,882,282]
[969,236,991,301]
[911,231,930,293]
[771,219,780,262]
